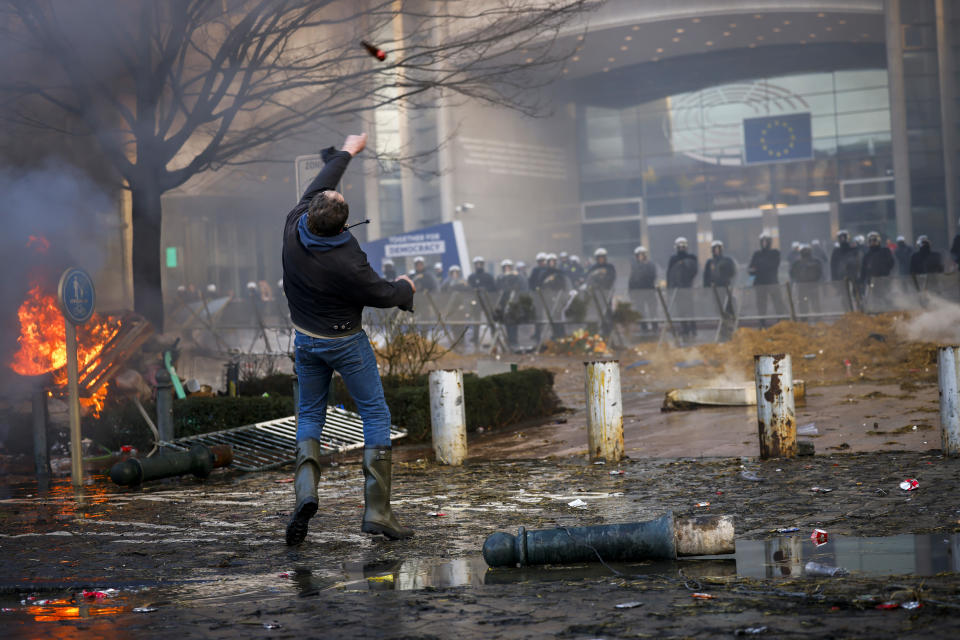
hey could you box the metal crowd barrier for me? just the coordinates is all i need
[167,273,960,353]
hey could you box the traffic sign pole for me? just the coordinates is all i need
[65,320,83,487]
[58,267,96,489]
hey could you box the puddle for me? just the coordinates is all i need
[735,533,960,578]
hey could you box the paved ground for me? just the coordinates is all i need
[1,353,959,639]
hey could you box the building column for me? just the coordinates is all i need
[885,0,914,241]
[936,0,958,243]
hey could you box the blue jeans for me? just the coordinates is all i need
[295,330,392,447]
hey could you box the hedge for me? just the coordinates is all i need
[86,368,559,449]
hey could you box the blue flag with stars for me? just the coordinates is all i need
[743,113,812,164]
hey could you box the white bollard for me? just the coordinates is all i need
[754,354,797,459]
[429,369,467,465]
[938,346,960,457]
[584,360,624,462]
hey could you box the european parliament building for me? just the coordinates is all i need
[162,0,959,297]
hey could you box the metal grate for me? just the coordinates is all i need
[163,407,407,472]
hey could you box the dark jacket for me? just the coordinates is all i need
[538,267,569,291]
[894,242,914,275]
[628,260,657,290]
[748,248,780,285]
[412,270,438,292]
[860,246,895,281]
[951,234,960,265]
[528,265,546,290]
[586,262,616,290]
[830,244,860,281]
[496,273,528,292]
[282,151,413,335]
[910,245,944,274]
[790,257,823,283]
[703,255,736,287]
[468,269,497,292]
[666,251,698,288]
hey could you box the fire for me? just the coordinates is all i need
[10,282,120,416]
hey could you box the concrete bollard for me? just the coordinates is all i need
[754,354,797,459]
[584,360,624,462]
[155,369,175,442]
[939,346,960,457]
[429,369,467,465]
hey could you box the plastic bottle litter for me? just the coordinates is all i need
[609,470,625,475]
[775,527,800,534]
[691,592,715,599]
[567,498,587,508]
[901,601,922,610]
[810,528,829,546]
[875,602,900,610]
[427,511,446,517]
[797,423,818,436]
[694,501,710,508]
[734,627,769,636]
[899,478,919,491]
[810,486,833,493]
[133,607,157,613]
[615,601,643,609]
[740,470,763,482]
[804,561,848,576]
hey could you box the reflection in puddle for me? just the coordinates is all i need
[735,533,960,578]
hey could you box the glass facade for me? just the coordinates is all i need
[578,69,895,267]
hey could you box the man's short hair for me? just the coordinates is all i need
[306,190,349,236]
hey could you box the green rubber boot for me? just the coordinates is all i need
[285,439,323,546]
[361,447,414,540]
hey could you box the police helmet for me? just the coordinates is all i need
[594,247,608,257]
[837,229,849,240]
[546,252,558,260]
[449,265,461,273]
[917,235,930,246]
[570,255,581,263]
[559,251,569,259]
[500,258,514,267]
[634,246,647,255]
[674,236,688,247]
[382,258,395,267]
[896,235,906,243]
[472,256,485,263]
[535,252,547,261]
[711,240,724,249]
[516,261,527,268]
[413,256,425,264]
[759,231,773,241]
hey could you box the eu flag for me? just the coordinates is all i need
[743,113,812,164]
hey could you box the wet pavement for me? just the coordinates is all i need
[3,440,960,639]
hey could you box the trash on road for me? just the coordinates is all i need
[615,601,643,609]
[694,501,710,508]
[625,360,650,370]
[797,423,818,435]
[775,527,800,534]
[740,470,763,482]
[567,498,587,508]
[275,478,293,484]
[427,511,447,517]
[609,470,626,475]
[804,561,848,576]
[876,602,900,610]
[133,607,157,613]
[83,589,119,599]
[875,488,889,496]
[901,601,922,610]
[735,627,769,636]
[899,478,919,491]
[810,529,829,546]
[691,592,715,599]
[263,622,283,629]
[810,486,833,493]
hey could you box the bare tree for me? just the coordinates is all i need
[0,0,595,330]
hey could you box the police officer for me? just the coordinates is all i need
[910,235,945,274]
[528,252,548,290]
[496,259,527,292]
[790,244,823,316]
[860,231,894,284]
[703,240,736,288]
[894,235,914,276]
[411,256,438,292]
[539,253,570,291]
[433,262,444,282]
[748,231,785,324]
[382,258,397,281]
[441,265,469,292]
[566,255,585,286]
[830,230,861,282]
[467,256,497,291]
[667,237,698,339]
[586,247,616,290]
[629,246,657,332]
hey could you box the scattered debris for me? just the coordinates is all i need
[805,561,848,577]
[427,512,447,517]
[810,529,829,546]
[734,627,769,636]
[810,486,833,493]
[797,423,818,436]
[609,470,625,475]
[774,527,800,534]
[694,502,710,508]
[740,470,763,482]
[133,607,158,613]
[615,601,643,609]
[899,478,920,491]
[691,592,715,600]
[567,498,587,508]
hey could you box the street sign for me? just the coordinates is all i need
[57,267,95,488]
[58,267,95,325]
[294,153,324,201]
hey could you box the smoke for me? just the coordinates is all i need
[0,160,114,375]
[897,295,960,344]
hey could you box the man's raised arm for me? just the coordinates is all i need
[297,133,368,208]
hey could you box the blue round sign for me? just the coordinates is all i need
[58,268,96,325]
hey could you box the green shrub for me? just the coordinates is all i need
[88,368,558,449]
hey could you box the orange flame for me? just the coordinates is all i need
[10,283,120,416]
[26,234,50,253]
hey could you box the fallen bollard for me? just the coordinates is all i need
[109,444,233,486]
[662,380,806,411]
[482,512,734,567]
